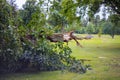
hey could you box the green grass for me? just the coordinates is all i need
[0,35,120,80]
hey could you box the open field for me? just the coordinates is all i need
[0,35,120,80]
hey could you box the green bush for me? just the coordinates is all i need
[0,27,22,73]
[18,37,86,73]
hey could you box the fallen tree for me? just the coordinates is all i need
[20,31,93,47]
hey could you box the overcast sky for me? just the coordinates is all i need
[15,0,26,9]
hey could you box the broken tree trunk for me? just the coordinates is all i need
[20,31,93,47]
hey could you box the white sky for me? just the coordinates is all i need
[15,0,26,9]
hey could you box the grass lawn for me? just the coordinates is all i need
[0,35,120,80]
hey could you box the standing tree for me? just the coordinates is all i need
[0,0,22,72]
[19,0,38,26]
[48,0,67,32]
[108,14,120,38]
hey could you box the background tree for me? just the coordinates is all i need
[102,21,113,36]
[108,14,120,38]
[19,0,38,26]
[103,0,120,15]
[48,0,67,32]
[86,22,95,34]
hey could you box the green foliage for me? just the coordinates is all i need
[0,0,87,74]
[20,0,38,26]
[69,59,86,73]
[61,0,77,23]
[0,35,120,80]
[48,10,67,32]
[104,0,120,15]
[65,20,81,32]
[3,0,120,74]
[20,40,62,71]
[109,14,120,26]
[0,29,21,72]
[86,22,95,34]
[0,0,10,28]
[98,27,102,37]
[48,0,67,32]
[0,0,22,73]
[102,22,113,34]
[100,14,120,38]
[76,27,86,34]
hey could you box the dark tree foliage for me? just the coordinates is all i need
[108,14,120,38]
[103,0,120,15]
[0,0,21,73]
[19,0,38,26]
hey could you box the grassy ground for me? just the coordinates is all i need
[0,35,120,80]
